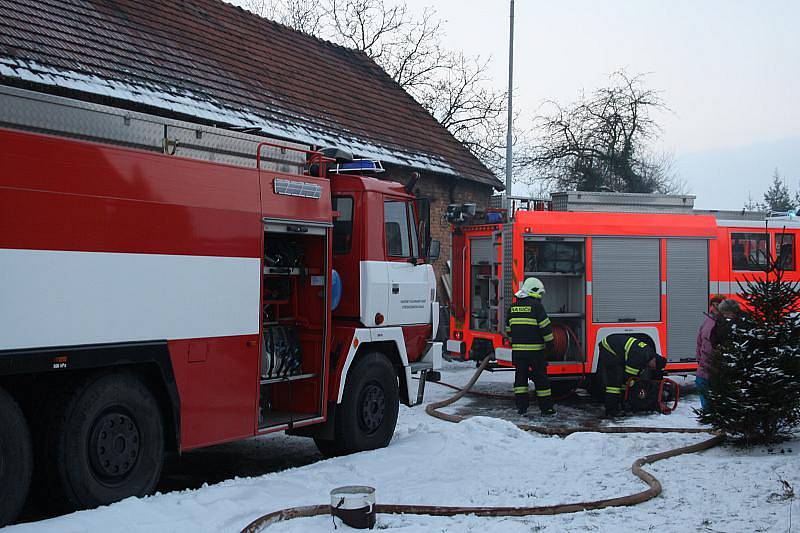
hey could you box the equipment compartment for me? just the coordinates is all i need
[524,238,586,362]
[259,226,329,429]
[469,237,500,331]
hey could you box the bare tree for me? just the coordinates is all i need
[324,1,510,174]
[240,0,325,34]
[634,150,686,194]
[235,0,509,177]
[328,0,407,61]
[519,71,677,194]
[417,53,509,174]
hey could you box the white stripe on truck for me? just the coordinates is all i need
[0,248,260,350]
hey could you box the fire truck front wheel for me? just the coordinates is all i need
[0,387,33,527]
[322,352,399,456]
[41,372,165,512]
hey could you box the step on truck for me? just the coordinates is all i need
[446,193,799,391]
[0,86,442,525]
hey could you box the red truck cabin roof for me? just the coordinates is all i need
[330,173,412,199]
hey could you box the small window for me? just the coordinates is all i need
[731,232,770,271]
[777,233,796,271]
[384,201,411,257]
[333,196,353,254]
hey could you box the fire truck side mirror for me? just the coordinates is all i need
[427,240,441,263]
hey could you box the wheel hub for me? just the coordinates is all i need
[89,412,140,482]
[359,383,386,434]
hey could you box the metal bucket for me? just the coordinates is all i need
[330,485,376,529]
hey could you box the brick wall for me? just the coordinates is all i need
[382,165,496,301]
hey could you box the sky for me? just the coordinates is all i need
[402,0,800,208]
[226,0,799,209]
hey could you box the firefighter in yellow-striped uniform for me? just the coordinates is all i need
[505,277,556,416]
[597,334,667,417]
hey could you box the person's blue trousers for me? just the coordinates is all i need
[695,376,709,410]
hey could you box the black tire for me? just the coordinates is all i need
[39,373,164,512]
[313,437,342,458]
[0,387,33,527]
[328,352,399,456]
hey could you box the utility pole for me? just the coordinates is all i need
[505,0,515,216]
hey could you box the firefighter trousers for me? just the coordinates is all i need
[597,346,625,415]
[512,350,553,412]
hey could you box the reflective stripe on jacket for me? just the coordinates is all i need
[600,334,654,376]
[505,295,554,352]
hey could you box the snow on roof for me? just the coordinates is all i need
[0,0,501,188]
[0,58,457,176]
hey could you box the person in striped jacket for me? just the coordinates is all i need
[597,334,666,417]
[505,277,557,416]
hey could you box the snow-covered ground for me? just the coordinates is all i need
[7,362,799,533]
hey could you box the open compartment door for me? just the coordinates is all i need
[524,236,587,363]
[259,219,332,430]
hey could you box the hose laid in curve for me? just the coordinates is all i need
[425,357,710,435]
[241,356,723,531]
[240,505,329,533]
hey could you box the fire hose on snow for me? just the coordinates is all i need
[240,355,723,532]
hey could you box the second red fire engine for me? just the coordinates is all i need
[447,193,799,394]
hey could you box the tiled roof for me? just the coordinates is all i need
[0,0,501,187]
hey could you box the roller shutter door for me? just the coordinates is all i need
[592,238,661,323]
[470,238,493,264]
[666,239,709,361]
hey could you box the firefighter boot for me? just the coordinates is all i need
[515,391,529,415]
[538,395,556,416]
[604,391,622,418]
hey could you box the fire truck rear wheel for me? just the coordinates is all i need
[0,387,33,527]
[312,437,342,458]
[329,352,399,456]
[42,373,164,512]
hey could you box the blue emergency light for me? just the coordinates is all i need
[328,159,385,174]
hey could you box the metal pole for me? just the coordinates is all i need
[505,0,515,217]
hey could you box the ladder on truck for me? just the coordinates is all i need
[0,85,307,172]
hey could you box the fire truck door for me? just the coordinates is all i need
[386,262,435,325]
[666,239,709,361]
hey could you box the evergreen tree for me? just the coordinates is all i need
[743,192,762,212]
[762,169,794,212]
[698,250,800,445]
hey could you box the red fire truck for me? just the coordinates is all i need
[447,193,799,384]
[0,86,442,524]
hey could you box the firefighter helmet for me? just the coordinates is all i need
[515,277,545,298]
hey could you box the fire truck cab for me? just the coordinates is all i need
[0,85,442,525]
[447,192,799,383]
